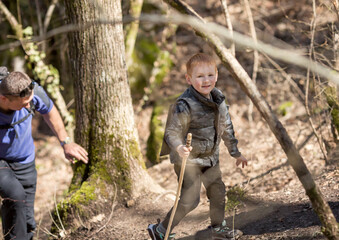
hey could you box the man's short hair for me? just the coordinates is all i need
[186,53,216,76]
[0,71,32,97]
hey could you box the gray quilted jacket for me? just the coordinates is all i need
[160,86,241,166]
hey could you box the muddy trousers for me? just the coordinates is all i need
[161,163,226,232]
[0,160,37,240]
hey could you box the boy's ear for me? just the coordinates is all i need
[185,73,192,85]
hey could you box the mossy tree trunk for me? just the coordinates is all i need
[163,0,339,239]
[325,85,339,142]
[55,0,154,235]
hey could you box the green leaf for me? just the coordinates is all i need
[23,26,33,36]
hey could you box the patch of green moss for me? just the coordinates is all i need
[152,50,172,87]
[129,138,146,169]
[68,182,96,205]
[70,163,87,192]
[146,94,182,165]
[225,186,246,213]
[278,101,293,116]
[129,36,159,99]
[147,104,165,164]
[112,145,133,195]
[325,86,339,136]
[52,180,97,234]
[128,35,172,103]
[54,125,144,233]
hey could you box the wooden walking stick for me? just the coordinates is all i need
[164,133,192,240]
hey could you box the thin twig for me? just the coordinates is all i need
[43,0,59,33]
[54,187,66,234]
[41,227,59,239]
[48,210,62,233]
[36,215,43,240]
[16,0,21,26]
[243,0,259,123]
[88,183,118,237]
[243,0,259,83]
[3,223,15,239]
[34,0,43,37]
[232,208,236,238]
[306,0,328,162]
[76,210,89,231]
[263,53,305,101]
[220,0,235,56]
[235,119,327,188]
[0,1,21,36]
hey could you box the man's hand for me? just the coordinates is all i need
[176,144,193,158]
[235,155,248,168]
[63,143,88,164]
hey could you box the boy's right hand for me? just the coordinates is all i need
[176,144,193,158]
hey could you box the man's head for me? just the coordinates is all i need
[185,53,218,98]
[0,71,34,111]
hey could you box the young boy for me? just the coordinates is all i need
[147,53,248,240]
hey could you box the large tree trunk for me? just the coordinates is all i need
[163,0,339,239]
[55,0,159,234]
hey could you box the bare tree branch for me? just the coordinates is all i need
[220,0,235,56]
[44,0,59,33]
[125,0,144,69]
[0,0,22,37]
[243,0,259,123]
[34,0,44,37]
[0,13,338,84]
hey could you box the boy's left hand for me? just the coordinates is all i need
[235,155,248,168]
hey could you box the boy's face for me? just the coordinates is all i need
[186,63,217,98]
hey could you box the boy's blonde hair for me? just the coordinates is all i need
[186,53,216,76]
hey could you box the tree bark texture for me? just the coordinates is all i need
[57,0,155,232]
[163,0,339,239]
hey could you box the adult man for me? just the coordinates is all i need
[0,67,88,240]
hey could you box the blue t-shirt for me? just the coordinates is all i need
[0,83,53,163]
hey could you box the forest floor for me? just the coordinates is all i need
[30,106,338,240]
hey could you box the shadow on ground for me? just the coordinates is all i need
[175,200,338,240]
[236,201,338,235]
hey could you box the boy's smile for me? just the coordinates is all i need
[186,63,218,99]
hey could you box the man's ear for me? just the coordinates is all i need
[0,95,7,101]
[185,73,192,85]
